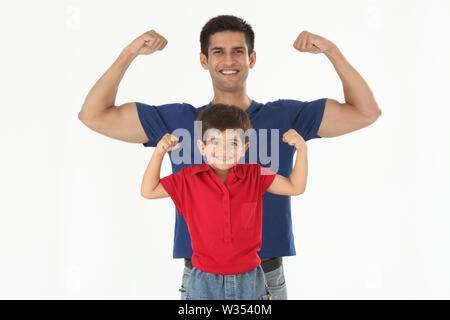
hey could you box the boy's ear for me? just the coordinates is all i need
[197,139,206,155]
[240,142,250,157]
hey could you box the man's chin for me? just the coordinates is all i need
[214,80,244,92]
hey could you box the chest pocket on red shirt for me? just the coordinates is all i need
[239,202,257,229]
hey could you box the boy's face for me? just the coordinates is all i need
[197,129,250,171]
[200,31,256,93]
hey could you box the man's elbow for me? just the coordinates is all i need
[78,111,94,127]
[78,107,105,128]
[292,185,306,196]
[366,105,382,125]
[372,107,382,122]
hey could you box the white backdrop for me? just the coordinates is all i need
[1,0,449,299]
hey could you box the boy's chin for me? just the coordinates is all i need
[209,161,236,170]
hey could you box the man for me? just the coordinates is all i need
[78,15,381,299]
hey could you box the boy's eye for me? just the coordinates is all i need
[225,141,239,148]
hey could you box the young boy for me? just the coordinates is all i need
[141,104,308,300]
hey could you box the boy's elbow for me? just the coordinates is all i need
[141,189,155,199]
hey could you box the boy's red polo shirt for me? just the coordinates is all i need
[160,163,276,275]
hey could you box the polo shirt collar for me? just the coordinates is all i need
[190,163,210,176]
[190,163,245,179]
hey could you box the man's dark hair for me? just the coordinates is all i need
[196,104,252,144]
[200,15,255,59]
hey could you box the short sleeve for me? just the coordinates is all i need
[135,102,186,147]
[160,170,186,215]
[259,165,277,195]
[283,98,327,141]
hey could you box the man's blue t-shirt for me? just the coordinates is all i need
[136,98,327,258]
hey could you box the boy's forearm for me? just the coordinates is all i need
[141,150,165,196]
[289,147,308,194]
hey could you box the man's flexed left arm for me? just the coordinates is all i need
[293,31,381,138]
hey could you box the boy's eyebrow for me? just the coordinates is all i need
[206,136,240,142]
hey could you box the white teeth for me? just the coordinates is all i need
[221,70,238,74]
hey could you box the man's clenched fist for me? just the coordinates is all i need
[125,30,168,56]
[293,31,336,54]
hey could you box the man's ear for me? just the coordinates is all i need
[249,50,256,69]
[197,139,206,155]
[200,52,208,70]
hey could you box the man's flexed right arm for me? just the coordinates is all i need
[78,30,168,143]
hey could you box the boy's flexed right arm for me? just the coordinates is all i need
[78,30,168,143]
[141,134,180,199]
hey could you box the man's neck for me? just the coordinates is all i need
[211,90,252,111]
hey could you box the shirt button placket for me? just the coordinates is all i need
[222,189,231,243]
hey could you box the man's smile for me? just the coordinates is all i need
[219,68,240,76]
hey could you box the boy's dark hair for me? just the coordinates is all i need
[196,104,252,144]
[200,15,255,59]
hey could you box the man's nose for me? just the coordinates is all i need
[222,52,235,65]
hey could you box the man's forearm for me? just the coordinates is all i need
[324,46,380,118]
[79,48,137,121]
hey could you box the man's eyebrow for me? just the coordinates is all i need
[210,46,246,51]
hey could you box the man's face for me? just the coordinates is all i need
[197,129,250,171]
[200,31,256,92]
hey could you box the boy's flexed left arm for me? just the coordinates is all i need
[266,129,308,196]
[141,133,180,199]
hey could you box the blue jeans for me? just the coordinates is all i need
[179,264,287,300]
